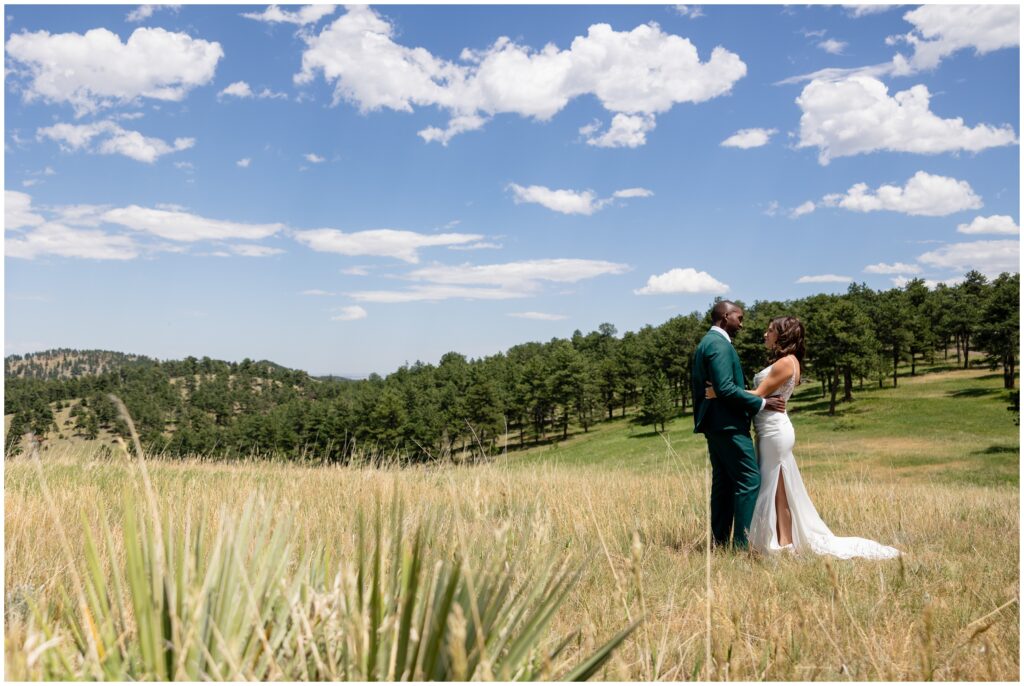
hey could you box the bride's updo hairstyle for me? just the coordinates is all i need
[769,316,805,368]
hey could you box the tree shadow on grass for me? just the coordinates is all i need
[947,387,1001,398]
[972,444,1019,455]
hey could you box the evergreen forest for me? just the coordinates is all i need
[5,271,1018,461]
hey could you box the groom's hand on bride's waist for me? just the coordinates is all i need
[764,397,786,413]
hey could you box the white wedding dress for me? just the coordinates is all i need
[748,362,900,559]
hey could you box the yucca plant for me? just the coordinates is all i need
[11,396,636,680]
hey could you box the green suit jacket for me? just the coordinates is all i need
[691,330,763,434]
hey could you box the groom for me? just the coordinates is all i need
[692,301,785,549]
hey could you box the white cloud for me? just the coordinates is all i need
[957,215,1019,235]
[508,311,568,321]
[864,262,922,275]
[302,289,335,296]
[21,179,40,188]
[507,184,601,215]
[917,240,1020,277]
[448,241,503,251]
[348,258,628,303]
[784,6,1019,84]
[845,5,896,18]
[634,267,728,295]
[293,228,482,263]
[218,81,288,100]
[796,274,853,284]
[6,27,223,115]
[243,5,338,26]
[219,81,253,98]
[890,275,961,289]
[892,5,1020,75]
[6,222,139,260]
[304,152,326,163]
[721,127,776,149]
[818,39,847,55]
[797,76,1017,165]
[256,87,288,100]
[52,204,111,227]
[822,171,982,217]
[332,305,368,321]
[97,130,193,163]
[236,158,251,168]
[612,188,654,199]
[38,120,194,163]
[103,205,284,241]
[790,201,816,218]
[126,5,180,24]
[763,200,780,217]
[583,113,657,148]
[507,183,652,215]
[340,266,370,276]
[408,258,629,288]
[295,6,745,145]
[417,114,490,146]
[348,285,527,303]
[673,6,704,19]
[5,190,45,229]
[229,244,284,257]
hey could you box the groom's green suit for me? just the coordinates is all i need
[692,329,764,548]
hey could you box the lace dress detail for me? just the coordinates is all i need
[748,359,900,559]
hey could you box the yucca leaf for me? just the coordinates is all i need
[560,619,641,682]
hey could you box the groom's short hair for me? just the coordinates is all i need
[711,300,737,325]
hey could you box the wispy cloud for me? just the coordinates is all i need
[818,38,847,55]
[103,205,284,241]
[349,258,630,302]
[864,262,921,275]
[293,228,483,263]
[38,120,194,163]
[243,4,338,26]
[917,240,1020,278]
[789,201,816,218]
[508,311,568,321]
[507,183,653,215]
[796,274,852,284]
[332,305,368,321]
[218,81,288,100]
[125,5,180,24]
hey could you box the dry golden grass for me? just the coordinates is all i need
[5,437,1018,681]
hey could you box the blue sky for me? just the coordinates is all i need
[4,4,1020,376]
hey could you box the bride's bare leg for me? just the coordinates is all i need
[775,473,793,546]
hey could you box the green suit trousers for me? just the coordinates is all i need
[705,430,760,549]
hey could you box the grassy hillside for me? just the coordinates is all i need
[4,349,157,379]
[496,362,1018,487]
[5,361,1018,680]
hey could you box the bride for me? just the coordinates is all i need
[708,316,900,559]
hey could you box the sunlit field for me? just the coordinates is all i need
[5,363,1018,680]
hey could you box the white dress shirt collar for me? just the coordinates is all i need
[710,325,731,343]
